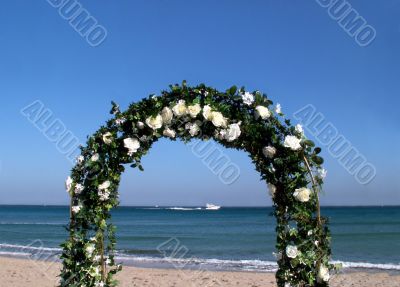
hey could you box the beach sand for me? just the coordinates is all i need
[1,256,399,287]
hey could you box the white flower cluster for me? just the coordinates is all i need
[102,132,113,145]
[123,138,140,156]
[286,244,300,258]
[318,265,330,282]
[284,135,302,151]
[293,187,311,202]
[98,180,111,201]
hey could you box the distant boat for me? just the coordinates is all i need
[205,203,221,210]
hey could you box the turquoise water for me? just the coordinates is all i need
[0,205,399,271]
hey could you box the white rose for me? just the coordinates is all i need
[255,106,271,119]
[241,92,254,105]
[286,245,299,259]
[74,183,84,194]
[268,183,276,198]
[275,103,282,114]
[115,117,126,126]
[215,129,227,140]
[295,124,303,134]
[145,114,163,130]
[137,121,145,129]
[188,103,201,118]
[98,180,111,191]
[163,127,176,138]
[185,122,201,137]
[317,265,330,282]
[65,176,73,192]
[210,111,227,127]
[71,205,81,214]
[284,135,302,151]
[293,187,311,202]
[161,107,173,124]
[102,132,113,145]
[76,155,84,165]
[98,189,110,201]
[224,123,241,142]
[202,105,213,120]
[172,100,187,117]
[91,153,99,162]
[123,138,140,155]
[262,146,276,158]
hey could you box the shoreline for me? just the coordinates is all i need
[0,251,400,274]
[1,256,400,287]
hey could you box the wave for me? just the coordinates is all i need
[331,260,400,271]
[0,243,61,252]
[1,243,399,272]
[166,207,203,211]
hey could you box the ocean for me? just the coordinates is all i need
[0,205,399,272]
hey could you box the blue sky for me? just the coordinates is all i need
[0,0,399,206]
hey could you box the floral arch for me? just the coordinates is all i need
[60,82,333,287]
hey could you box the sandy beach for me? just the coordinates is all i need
[1,256,399,287]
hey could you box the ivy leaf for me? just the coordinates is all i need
[303,139,315,147]
[311,155,324,165]
[228,85,237,96]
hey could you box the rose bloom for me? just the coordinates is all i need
[98,180,111,191]
[187,104,201,118]
[285,245,299,259]
[262,146,276,158]
[295,124,303,134]
[172,99,187,116]
[74,183,84,194]
[210,111,227,127]
[317,265,330,282]
[163,127,176,138]
[255,106,271,120]
[91,153,99,162]
[161,107,173,125]
[202,105,213,120]
[224,123,241,142]
[145,114,163,129]
[123,138,140,155]
[71,205,81,214]
[65,176,73,192]
[293,187,311,202]
[185,122,201,137]
[241,92,254,105]
[283,135,302,151]
[102,132,113,145]
[76,155,84,165]
[267,183,276,198]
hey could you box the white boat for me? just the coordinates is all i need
[205,203,221,210]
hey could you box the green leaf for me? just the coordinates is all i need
[228,85,237,95]
[303,139,315,147]
[311,155,324,165]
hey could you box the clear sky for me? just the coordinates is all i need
[0,0,399,206]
